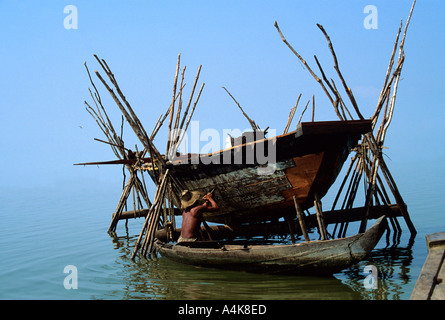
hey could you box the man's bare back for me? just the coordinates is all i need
[180,193,219,240]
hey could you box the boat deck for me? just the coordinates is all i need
[411,232,445,300]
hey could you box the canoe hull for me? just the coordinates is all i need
[155,216,387,275]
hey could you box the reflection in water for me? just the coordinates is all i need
[102,228,419,300]
[0,171,434,300]
[339,230,415,300]
[105,231,363,300]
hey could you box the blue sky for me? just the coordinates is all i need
[0,0,443,189]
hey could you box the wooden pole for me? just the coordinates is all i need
[222,87,259,131]
[283,94,301,134]
[294,196,310,242]
[314,194,328,240]
[175,82,205,150]
[274,21,335,108]
[131,169,170,260]
[108,172,136,233]
[167,54,181,154]
[297,100,310,125]
[311,95,315,122]
[316,24,364,120]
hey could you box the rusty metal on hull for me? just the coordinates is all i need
[161,120,372,224]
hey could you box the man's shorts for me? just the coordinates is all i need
[177,235,198,243]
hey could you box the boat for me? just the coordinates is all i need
[154,216,387,275]
[159,119,372,225]
[76,119,372,226]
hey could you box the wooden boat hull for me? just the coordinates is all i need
[154,216,387,275]
[166,120,371,224]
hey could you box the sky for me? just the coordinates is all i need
[0,0,444,190]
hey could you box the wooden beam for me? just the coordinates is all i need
[117,208,181,220]
[314,194,328,240]
[154,204,402,242]
[294,196,310,242]
[411,232,445,300]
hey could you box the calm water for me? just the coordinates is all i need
[1,160,444,300]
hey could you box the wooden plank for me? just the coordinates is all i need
[426,232,445,249]
[295,120,372,138]
[411,248,444,300]
[285,153,323,188]
[431,256,445,300]
[155,204,401,242]
[411,232,445,300]
[428,232,445,300]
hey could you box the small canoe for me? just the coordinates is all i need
[154,216,387,275]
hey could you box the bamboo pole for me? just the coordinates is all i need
[108,172,136,233]
[168,64,203,156]
[141,174,170,257]
[131,169,170,260]
[294,196,310,242]
[371,21,402,125]
[283,94,301,134]
[313,55,344,120]
[316,24,364,120]
[179,65,202,132]
[297,100,310,125]
[274,21,334,106]
[150,85,185,141]
[167,54,181,154]
[311,95,315,122]
[222,87,259,131]
[314,194,328,240]
[175,82,205,151]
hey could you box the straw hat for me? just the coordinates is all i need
[180,190,203,209]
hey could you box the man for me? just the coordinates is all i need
[178,189,219,243]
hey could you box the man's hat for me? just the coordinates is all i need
[180,190,203,209]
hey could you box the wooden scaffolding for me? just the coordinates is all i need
[76,0,417,260]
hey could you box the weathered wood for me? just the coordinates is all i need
[297,100,310,125]
[155,216,387,275]
[108,173,135,233]
[131,169,170,260]
[294,120,371,138]
[274,21,337,117]
[294,196,310,242]
[431,257,445,300]
[167,120,371,224]
[118,208,150,220]
[222,87,259,131]
[74,158,152,166]
[317,24,364,120]
[166,54,181,154]
[411,231,445,300]
[314,194,328,240]
[283,94,301,134]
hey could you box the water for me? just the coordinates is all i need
[1,160,444,300]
